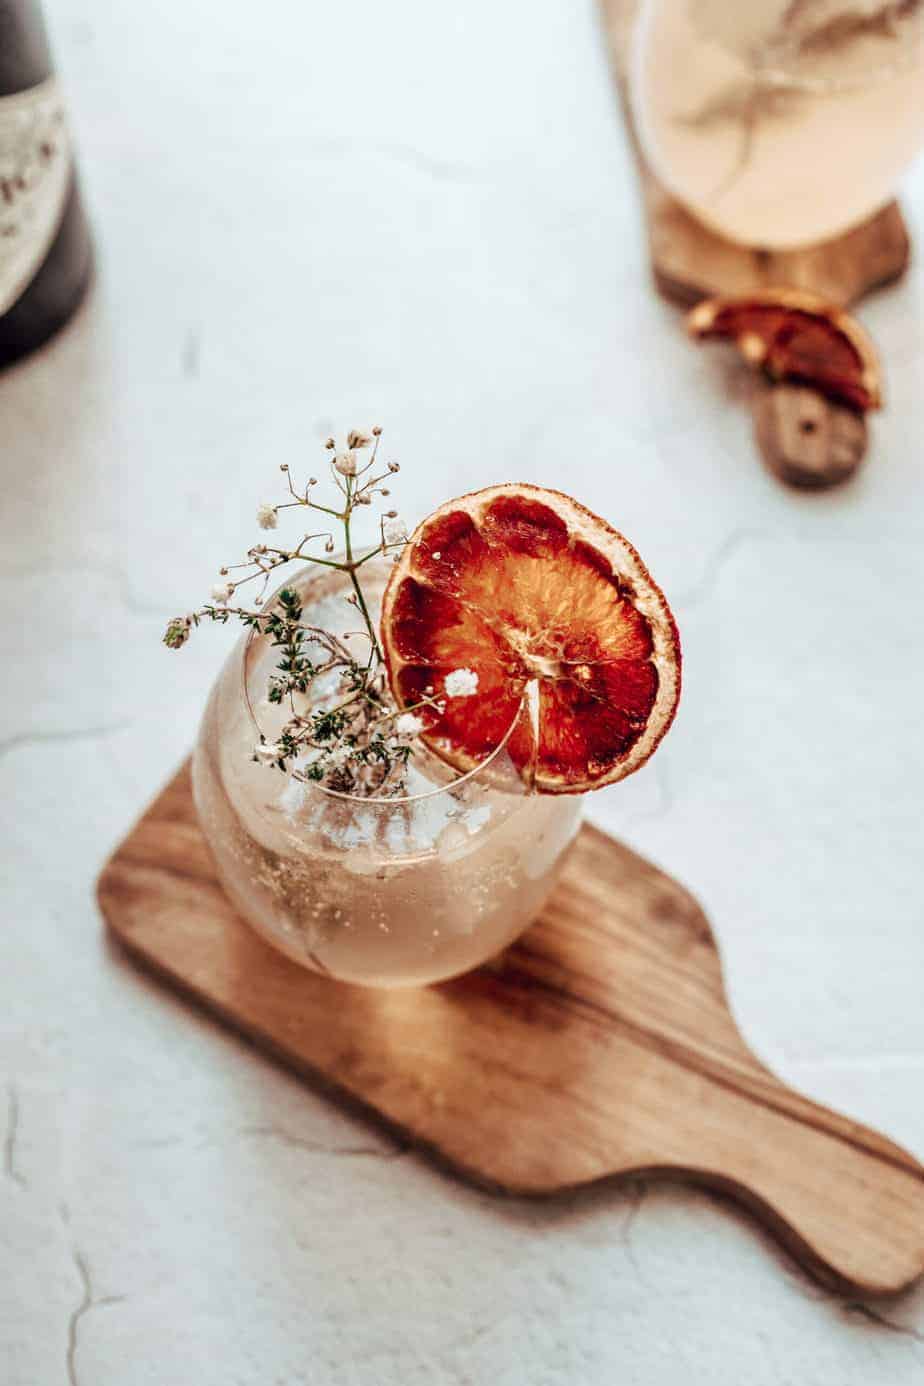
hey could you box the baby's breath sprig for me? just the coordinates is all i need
[163,428,478,797]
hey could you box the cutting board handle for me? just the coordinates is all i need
[689,1159,924,1296]
[659,1085,924,1296]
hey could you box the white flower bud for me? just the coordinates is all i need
[394,712,424,738]
[256,502,278,530]
[334,450,358,477]
[444,667,479,699]
[211,582,234,605]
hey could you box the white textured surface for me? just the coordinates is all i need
[3,1,924,1381]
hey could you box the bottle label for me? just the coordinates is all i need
[0,76,72,317]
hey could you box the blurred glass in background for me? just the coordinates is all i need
[630,0,924,248]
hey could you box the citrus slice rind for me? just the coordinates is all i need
[687,287,882,413]
[380,484,681,795]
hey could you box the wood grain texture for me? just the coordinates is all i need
[597,0,911,309]
[98,763,924,1299]
[752,381,868,487]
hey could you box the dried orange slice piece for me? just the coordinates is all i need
[687,288,882,413]
[380,485,681,794]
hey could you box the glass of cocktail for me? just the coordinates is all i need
[167,431,681,988]
[193,562,584,987]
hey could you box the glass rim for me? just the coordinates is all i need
[237,561,531,808]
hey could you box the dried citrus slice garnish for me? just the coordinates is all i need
[687,288,882,413]
[380,485,681,794]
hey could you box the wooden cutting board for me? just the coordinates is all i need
[98,763,924,1299]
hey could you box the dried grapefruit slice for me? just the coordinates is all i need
[687,288,882,413]
[380,485,681,794]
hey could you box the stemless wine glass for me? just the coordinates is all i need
[629,0,924,249]
[192,562,582,988]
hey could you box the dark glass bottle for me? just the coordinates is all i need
[0,1,92,367]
